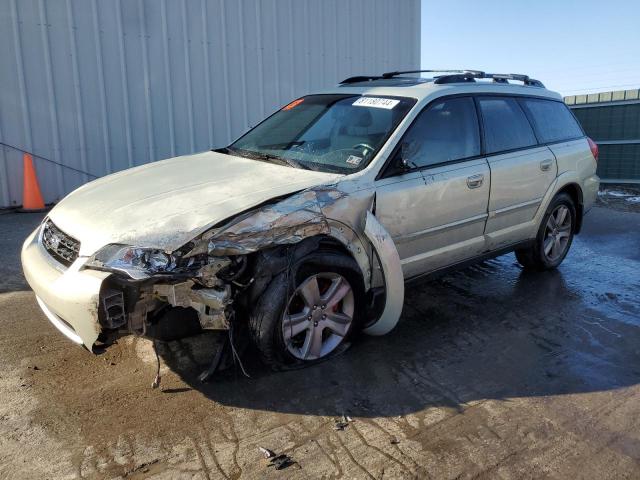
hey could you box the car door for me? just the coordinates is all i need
[476,96,557,249]
[375,96,490,279]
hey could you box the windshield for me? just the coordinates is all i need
[228,94,415,174]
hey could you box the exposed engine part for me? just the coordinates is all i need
[128,291,158,335]
[154,282,193,308]
[196,257,232,287]
[192,284,232,310]
[101,289,126,329]
[153,281,233,330]
[190,305,229,331]
[217,255,248,282]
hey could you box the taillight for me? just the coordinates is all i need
[587,137,599,163]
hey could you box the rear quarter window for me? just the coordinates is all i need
[477,97,538,154]
[519,98,584,144]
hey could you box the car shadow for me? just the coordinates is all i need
[157,253,640,418]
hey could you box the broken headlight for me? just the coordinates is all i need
[84,244,179,280]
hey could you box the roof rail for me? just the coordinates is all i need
[434,71,545,88]
[381,69,484,79]
[339,75,384,84]
[340,70,483,84]
[340,70,545,87]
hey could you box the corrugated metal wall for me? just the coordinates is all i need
[565,89,640,183]
[0,0,420,208]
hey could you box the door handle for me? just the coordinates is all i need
[466,173,484,189]
[540,159,554,172]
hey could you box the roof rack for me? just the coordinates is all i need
[433,71,545,88]
[339,70,480,84]
[339,75,385,84]
[339,69,545,88]
[381,69,484,79]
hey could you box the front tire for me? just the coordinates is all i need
[248,251,364,367]
[515,192,576,271]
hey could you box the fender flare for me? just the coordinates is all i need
[326,219,373,291]
[361,211,404,336]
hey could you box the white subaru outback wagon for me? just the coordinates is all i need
[22,70,599,368]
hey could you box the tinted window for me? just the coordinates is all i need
[520,98,584,143]
[478,97,537,154]
[401,97,480,168]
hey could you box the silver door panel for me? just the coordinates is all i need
[486,196,543,233]
[375,159,490,278]
[485,146,556,235]
[399,223,487,278]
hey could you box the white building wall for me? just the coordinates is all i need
[0,0,420,207]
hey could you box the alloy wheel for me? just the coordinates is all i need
[543,204,572,261]
[281,272,354,360]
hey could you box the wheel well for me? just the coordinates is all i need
[240,235,362,311]
[557,183,584,234]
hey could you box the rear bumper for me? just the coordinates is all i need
[21,226,111,350]
[583,174,600,212]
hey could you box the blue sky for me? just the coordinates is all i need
[421,0,640,96]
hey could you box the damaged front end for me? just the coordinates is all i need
[88,185,403,358]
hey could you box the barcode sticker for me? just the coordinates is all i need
[352,97,400,109]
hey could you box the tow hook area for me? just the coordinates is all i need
[101,289,126,329]
[96,270,247,383]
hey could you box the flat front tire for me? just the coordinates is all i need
[248,251,364,367]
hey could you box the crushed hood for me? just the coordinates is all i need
[48,151,341,255]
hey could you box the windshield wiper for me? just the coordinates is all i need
[262,153,311,171]
[228,148,310,170]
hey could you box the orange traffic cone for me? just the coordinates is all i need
[21,153,46,211]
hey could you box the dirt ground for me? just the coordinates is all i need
[1,192,639,479]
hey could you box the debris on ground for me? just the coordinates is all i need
[334,414,354,431]
[258,447,296,470]
[258,446,276,459]
[267,454,296,470]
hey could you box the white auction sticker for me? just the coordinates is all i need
[346,155,362,166]
[352,97,400,109]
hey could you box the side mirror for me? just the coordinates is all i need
[399,141,419,170]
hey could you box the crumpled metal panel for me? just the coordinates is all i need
[202,184,405,335]
[205,187,346,255]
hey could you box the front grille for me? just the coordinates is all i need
[41,219,80,267]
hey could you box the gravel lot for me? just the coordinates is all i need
[1,195,639,479]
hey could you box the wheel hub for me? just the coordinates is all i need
[543,204,572,261]
[281,272,355,361]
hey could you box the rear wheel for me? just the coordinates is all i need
[515,193,576,271]
[248,251,364,367]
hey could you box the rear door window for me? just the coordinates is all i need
[478,97,538,154]
[401,96,481,168]
[519,98,584,143]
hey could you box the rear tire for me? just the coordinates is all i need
[248,251,364,368]
[515,193,576,271]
